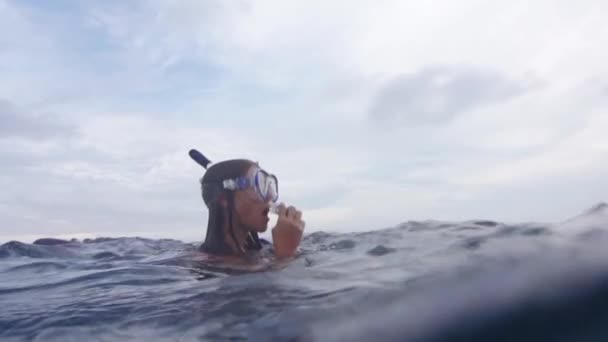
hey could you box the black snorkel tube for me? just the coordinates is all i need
[189,149,212,170]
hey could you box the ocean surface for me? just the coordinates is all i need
[2,203,608,341]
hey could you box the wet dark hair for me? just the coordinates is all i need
[199,159,263,255]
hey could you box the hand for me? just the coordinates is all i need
[271,203,305,259]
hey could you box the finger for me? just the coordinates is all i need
[286,206,297,219]
[276,203,287,217]
[300,220,306,231]
[294,210,302,221]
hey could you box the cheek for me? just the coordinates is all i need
[235,196,261,222]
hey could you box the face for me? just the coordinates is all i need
[233,165,272,233]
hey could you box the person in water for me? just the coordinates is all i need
[194,152,304,259]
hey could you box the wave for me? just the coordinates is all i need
[1,202,608,341]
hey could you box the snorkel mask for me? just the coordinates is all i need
[189,149,279,204]
[222,169,279,203]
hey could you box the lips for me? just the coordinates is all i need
[262,208,270,224]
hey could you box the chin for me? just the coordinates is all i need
[256,225,268,233]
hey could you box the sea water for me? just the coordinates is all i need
[2,203,608,341]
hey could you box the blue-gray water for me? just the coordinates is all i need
[2,203,608,341]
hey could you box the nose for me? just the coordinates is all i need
[258,192,273,203]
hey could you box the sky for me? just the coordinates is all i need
[1,0,607,243]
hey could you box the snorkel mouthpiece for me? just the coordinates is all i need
[269,203,280,215]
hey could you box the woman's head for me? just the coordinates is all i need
[199,159,276,254]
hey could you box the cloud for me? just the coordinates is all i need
[369,66,529,125]
[0,99,75,140]
[0,109,265,242]
[1,0,608,243]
